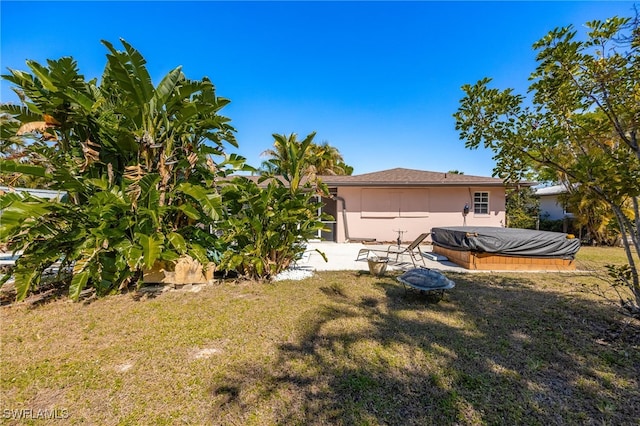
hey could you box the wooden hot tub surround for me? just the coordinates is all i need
[433,245,576,271]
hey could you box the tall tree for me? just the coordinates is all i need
[454,15,639,317]
[307,141,353,175]
[561,183,622,245]
[506,186,540,229]
[0,39,245,300]
[260,132,318,191]
[260,134,353,179]
[222,131,330,279]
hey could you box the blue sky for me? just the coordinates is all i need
[1,1,635,177]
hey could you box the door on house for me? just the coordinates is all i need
[318,195,338,242]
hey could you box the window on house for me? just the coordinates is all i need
[473,192,489,214]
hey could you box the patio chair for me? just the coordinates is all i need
[386,232,430,267]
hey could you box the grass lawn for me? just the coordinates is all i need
[1,247,639,425]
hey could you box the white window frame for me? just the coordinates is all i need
[473,191,490,215]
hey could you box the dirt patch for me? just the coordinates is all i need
[192,347,222,360]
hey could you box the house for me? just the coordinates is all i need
[316,168,520,243]
[535,184,573,221]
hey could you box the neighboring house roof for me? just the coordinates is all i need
[534,184,568,196]
[319,168,511,187]
[0,186,65,200]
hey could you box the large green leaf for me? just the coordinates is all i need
[159,249,179,262]
[175,183,221,220]
[136,233,164,269]
[26,60,57,92]
[119,38,154,104]
[187,243,209,266]
[124,245,144,270]
[176,203,200,220]
[0,192,24,210]
[95,252,122,295]
[69,247,100,300]
[102,40,148,113]
[0,160,51,178]
[0,103,42,123]
[167,232,187,254]
[69,271,90,301]
[136,207,161,232]
[14,268,39,301]
[65,86,96,112]
[137,174,161,208]
[153,67,183,112]
[85,177,109,191]
[0,199,51,222]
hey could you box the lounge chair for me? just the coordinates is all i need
[386,232,430,267]
[354,232,430,266]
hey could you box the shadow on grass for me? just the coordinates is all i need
[209,272,640,425]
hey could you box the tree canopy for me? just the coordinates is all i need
[0,39,325,299]
[0,39,332,299]
[0,40,246,299]
[260,132,353,180]
[454,15,639,317]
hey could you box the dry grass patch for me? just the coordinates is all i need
[1,246,639,424]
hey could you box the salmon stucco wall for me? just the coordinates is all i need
[333,186,506,243]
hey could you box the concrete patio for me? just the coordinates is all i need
[298,241,469,273]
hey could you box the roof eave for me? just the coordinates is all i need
[323,181,508,187]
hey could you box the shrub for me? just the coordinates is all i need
[217,176,328,280]
[0,40,242,300]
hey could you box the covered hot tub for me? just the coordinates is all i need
[431,226,580,270]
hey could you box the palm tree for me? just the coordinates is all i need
[308,141,352,175]
[260,134,353,181]
[260,132,317,191]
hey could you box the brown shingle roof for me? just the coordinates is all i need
[228,168,532,188]
[319,168,509,187]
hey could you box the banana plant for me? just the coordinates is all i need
[217,176,328,280]
[0,39,245,300]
